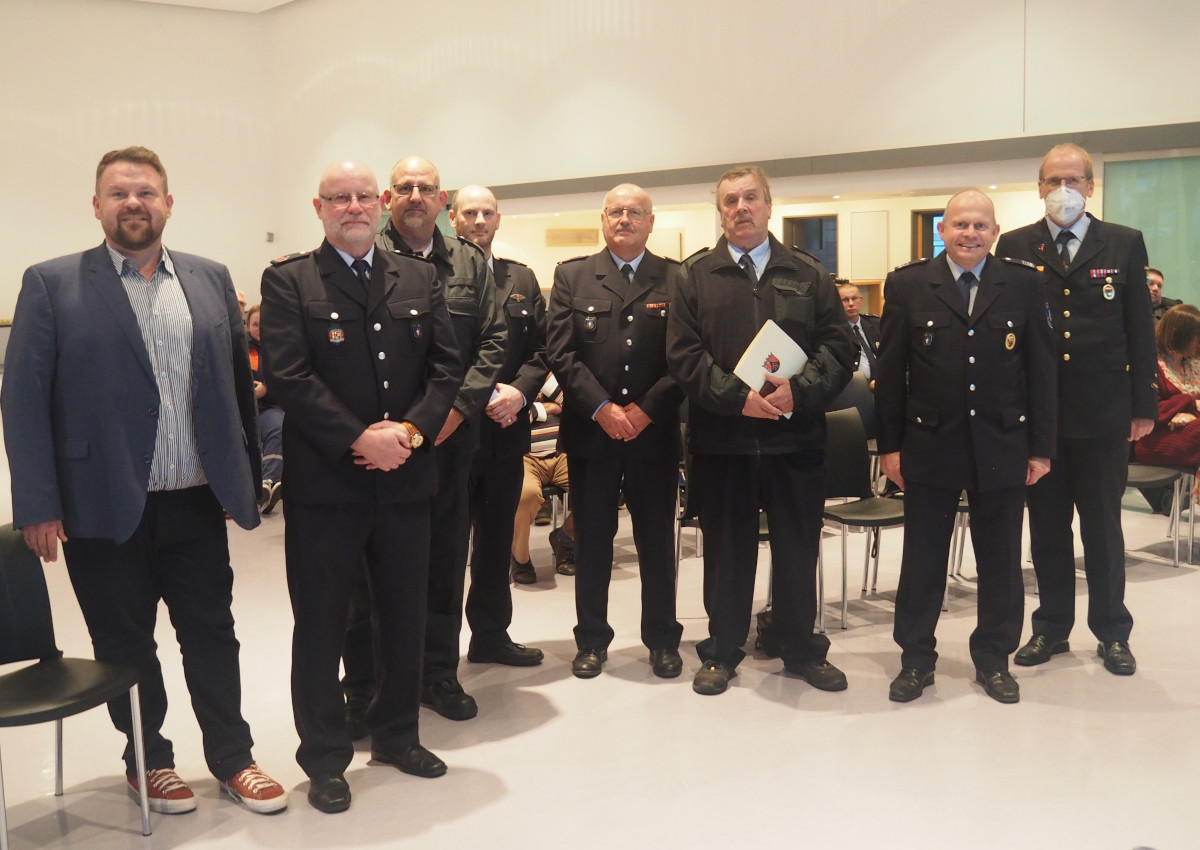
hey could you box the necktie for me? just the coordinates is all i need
[739,253,757,285]
[1056,230,1074,268]
[957,271,976,309]
[853,323,877,375]
[621,263,634,283]
[351,258,370,288]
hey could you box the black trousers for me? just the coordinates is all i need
[1026,437,1134,642]
[465,453,524,652]
[63,486,253,780]
[287,499,429,778]
[569,451,681,652]
[893,482,1026,672]
[692,452,830,669]
[343,428,473,694]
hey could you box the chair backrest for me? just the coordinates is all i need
[824,408,874,500]
[0,523,60,665]
[825,371,876,440]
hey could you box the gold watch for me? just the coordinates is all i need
[400,420,424,449]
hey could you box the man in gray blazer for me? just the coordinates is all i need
[1,146,287,815]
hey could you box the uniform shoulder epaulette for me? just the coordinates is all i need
[556,254,590,266]
[496,256,528,268]
[662,255,682,266]
[270,251,312,266]
[683,247,712,262]
[452,234,488,258]
[893,257,929,271]
[1000,256,1038,270]
[789,245,821,263]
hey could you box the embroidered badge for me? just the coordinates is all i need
[922,332,934,348]
[412,321,424,340]
[329,326,345,345]
[1103,283,1115,300]
[763,353,781,373]
[585,315,597,332]
[1005,332,1016,351]
[509,293,527,302]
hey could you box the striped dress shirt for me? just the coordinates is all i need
[106,244,207,491]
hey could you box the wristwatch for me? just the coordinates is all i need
[399,420,424,449]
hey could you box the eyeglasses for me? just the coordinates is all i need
[393,183,440,198]
[1038,176,1090,189]
[319,192,379,209]
[604,207,650,222]
[841,295,863,303]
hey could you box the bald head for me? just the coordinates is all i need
[382,155,447,247]
[938,189,999,270]
[601,183,655,262]
[312,160,381,257]
[450,184,501,254]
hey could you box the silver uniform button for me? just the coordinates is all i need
[626,339,632,347]
[927,320,934,327]
[1007,321,1014,327]
[587,305,595,312]
[970,410,976,416]
[1019,415,1026,422]
[410,309,418,316]
[383,380,389,389]
[621,388,629,396]
[374,323,382,331]
[378,352,386,360]
[521,309,528,316]
[626,315,633,323]
[969,384,976,391]
[968,356,976,363]
[331,312,339,320]
[383,412,390,419]
[968,329,975,336]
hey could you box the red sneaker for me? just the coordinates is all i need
[219,764,289,813]
[127,768,196,814]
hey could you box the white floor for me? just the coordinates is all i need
[1,450,1196,850]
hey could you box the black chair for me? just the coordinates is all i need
[0,524,151,848]
[541,483,568,531]
[819,408,906,630]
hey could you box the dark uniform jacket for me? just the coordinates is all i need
[546,249,683,460]
[377,221,506,440]
[667,234,855,455]
[995,214,1156,440]
[874,253,1058,492]
[1153,296,1182,323]
[259,240,463,504]
[475,257,549,460]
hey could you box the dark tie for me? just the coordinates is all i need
[957,271,976,308]
[739,253,757,285]
[621,263,634,283]
[853,323,877,374]
[351,258,370,288]
[1056,230,1074,268]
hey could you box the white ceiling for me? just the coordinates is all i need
[126,0,297,12]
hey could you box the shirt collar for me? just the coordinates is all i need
[333,244,376,269]
[727,238,771,276]
[608,249,645,275]
[1045,213,1091,245]
[945,253,987,282]
[106,243,174,278]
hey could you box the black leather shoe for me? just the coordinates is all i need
[534,502,553,526]
[889,667,935,703]
[549,528,575,575]
[692,661,736,695]
[785,659,849,691]
[468,640,545,667]
[1097,640,1136,675]
[976,669,1020,703]
[510,556,536,585]
[307,774,350,813]
[371,744,447,778]
[649,648,683,678]
[571,648,606,678]
[1014,634,1069,666]
[420,678,478,720]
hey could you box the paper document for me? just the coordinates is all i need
[733,320,807,417]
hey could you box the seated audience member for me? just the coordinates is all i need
[1134,305,1200,504]
[1148,268,1181,323]
[512,376,574,583]
[247,304,283,513]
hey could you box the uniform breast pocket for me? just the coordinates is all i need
[445,293,479,320]
[1087,271,1125,313]
[389,296,432,353]
[506,301,534,337]
[910,311,952,357]
[772,280,815,331]
[573,296,612,344]
[306,300,356,359]
[987,311,1025,354]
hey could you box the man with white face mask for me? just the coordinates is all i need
[995,143,1156,678]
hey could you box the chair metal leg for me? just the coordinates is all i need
[130,684,151,837]
[1172,477,1181,568]
[842,533,849,629]
[869,528,882,593]
[54,719,63,796]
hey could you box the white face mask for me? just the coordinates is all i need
[1044,185,1086,227]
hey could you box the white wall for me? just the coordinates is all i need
[2,0,1198,315]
